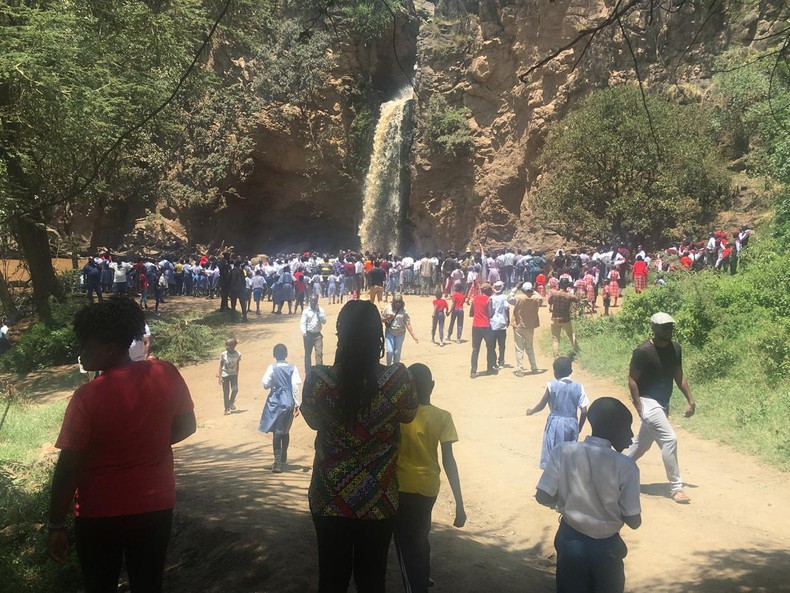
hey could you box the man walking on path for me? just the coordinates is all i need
[626,312,696,504]
[548,278,579,358]
[488,281,510,369]
[469,283,496,379]
[300,296,327,374]
[509,282,543,375]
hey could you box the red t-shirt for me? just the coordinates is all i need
[633,261,648,277]
[451,291,465,310]
[55,360,194,518]
[432,298,448,314]
[472,294,491,328]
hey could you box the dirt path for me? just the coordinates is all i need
[164,295,790,593]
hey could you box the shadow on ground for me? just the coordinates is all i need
[652,548,790,593]
[164,440,556,593]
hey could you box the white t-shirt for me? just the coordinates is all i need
[220,350,241,377]
[128,324,151,362]
[537,436,641,539]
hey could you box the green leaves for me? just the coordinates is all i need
[535,86,732,246]
[423,93,474,157]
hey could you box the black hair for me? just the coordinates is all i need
[334,300,384,419]
[73,297,145,349]
[553,356,572,378]
[434,289,443,299]
[588,397,632,434]
[559,278,571,289]
[408,363,433,405]
[273,343,288,360]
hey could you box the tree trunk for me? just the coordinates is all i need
[0,269,18,320]
[13,215,63,324]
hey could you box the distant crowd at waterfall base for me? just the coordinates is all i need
[76,226,753,319]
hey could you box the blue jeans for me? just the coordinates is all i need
[448,308,464,340]
[554,520,626,593]
[385,330,406,366]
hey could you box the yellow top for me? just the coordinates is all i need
[397,404,458,497]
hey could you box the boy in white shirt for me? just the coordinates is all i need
[536,397,641,593]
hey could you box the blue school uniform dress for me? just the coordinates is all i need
[540,378,589,469]
[259,364,297,435]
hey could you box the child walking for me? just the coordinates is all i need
[526,357,588,468]
[218,338,241,415]
[535,397,641,593]
[259,343,302,473]
[396,363,466,593]
[430,290,449,346]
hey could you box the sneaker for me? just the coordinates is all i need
[230,405,237,411]
[272,462,283,474]
[224,410,230,415]
[514,370,525,377]
[470,371,477,379]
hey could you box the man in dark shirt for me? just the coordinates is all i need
[626,312,696,504]
[82,258,103,303]
[368,260,387,303]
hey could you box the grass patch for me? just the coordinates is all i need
[0,400,67,465]
[542,249,790,470]
[0,400,81,592]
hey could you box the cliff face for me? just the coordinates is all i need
[188,0,776,254]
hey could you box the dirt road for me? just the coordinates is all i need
[162,295,790,593]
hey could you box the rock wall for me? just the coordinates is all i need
[174,0,780,254]
[408,0,744,252]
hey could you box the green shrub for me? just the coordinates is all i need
[423,93,474,157]
[0,298,84,373]
[149,317,219,366]
[755,320,790,380]
[341,1,397,42]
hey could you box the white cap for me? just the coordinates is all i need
[650,312,676,325]
[522,282,533,291]
[493,281,504,293]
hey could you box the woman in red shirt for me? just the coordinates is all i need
[430,290,450,346]
[632,255,649,293]
[47,297,196,593]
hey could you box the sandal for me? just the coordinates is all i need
[671,490,691,504]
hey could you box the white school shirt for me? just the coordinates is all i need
[537,436,641,539]
[262,362,302,406]
[128,324,151,362]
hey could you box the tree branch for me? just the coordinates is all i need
[617,13,662,158]
[518,0,642,83]
[0,0,233,226]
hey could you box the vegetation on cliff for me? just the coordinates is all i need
[534,86,732,247]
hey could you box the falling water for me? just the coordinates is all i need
[358,88,413,254]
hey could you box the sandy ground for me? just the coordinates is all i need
[40,294,790,592]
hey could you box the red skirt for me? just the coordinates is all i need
[634,274,647,292]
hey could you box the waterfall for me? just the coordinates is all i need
[358,88,413,254]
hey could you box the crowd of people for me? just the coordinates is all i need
[57,227,742,593]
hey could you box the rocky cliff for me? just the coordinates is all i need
[119,0,781,255]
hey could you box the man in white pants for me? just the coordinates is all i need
[626,312,696,503]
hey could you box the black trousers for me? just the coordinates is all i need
[492,328,507,365]
[75,509,173,593]
[229,290,247,318]
[470,326,496,374]
[312,515,394,593]
[395,492,437,593]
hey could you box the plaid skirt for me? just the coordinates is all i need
[633,274,647,292]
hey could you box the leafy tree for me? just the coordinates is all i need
[534,85,732,247]
[424,93,474,157]
[0,0,273,319]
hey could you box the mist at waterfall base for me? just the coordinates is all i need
[358,88,413,255]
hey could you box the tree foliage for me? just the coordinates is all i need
[424,93,474,157]
[534,86,732,247]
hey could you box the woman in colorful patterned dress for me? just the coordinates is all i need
[301,300,418,593]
